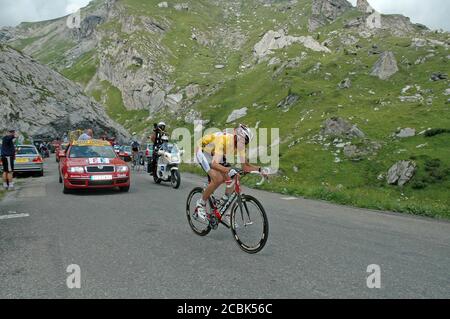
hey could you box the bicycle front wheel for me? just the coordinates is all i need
[230,195,269,254]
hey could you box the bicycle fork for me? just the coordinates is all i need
[237,196,254,227]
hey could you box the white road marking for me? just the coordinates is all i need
[281,197,297,201]
[0,213,30,220]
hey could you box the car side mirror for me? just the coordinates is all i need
[180,150,185,155]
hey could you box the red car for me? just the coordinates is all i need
[59,139,130,194]
[119,146,133,162]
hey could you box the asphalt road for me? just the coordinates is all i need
[0,156,449,299]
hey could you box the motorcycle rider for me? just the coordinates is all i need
[149,122,167,175]
[39,142,48,157]
[194,124,266,222]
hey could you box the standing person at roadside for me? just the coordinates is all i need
[78,129,94,141]
[2,129,18,190]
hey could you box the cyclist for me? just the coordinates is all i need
[195,124,265,222]
[131,135,140,165]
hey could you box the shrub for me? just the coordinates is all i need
[424,128,450,137]
[411,181,427,190]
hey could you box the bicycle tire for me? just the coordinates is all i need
[186,187,211,236]
[230,195,269,254]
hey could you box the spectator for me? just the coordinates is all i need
[1,129,18,190]
[63,133,68,143]
[78,129,94,141]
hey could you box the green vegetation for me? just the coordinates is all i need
[62,51,98,86]
[91,81,151,134]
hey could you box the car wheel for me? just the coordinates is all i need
[119,186,130,192]
[63,185,71,194]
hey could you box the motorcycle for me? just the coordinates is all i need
[153,143,182,189]
[40,146,50,159]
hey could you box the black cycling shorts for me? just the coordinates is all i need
[196,151,229,173]
[2,156,14,173]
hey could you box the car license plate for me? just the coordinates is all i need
[90,175,113,181]
[16,158,29,163]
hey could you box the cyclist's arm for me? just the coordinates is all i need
[242,162,261,173]
[236,147,261,173]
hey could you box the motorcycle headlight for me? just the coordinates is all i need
[69,167,85,173]
[116,166,129,173]
[171,156,179,162]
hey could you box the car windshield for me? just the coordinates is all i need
[16,147,37,155]
[69,146,117,159]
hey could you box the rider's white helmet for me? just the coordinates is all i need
[236,124,254,145]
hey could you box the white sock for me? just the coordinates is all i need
[197,199,206,206]
[3,182,8,188]
[9,182,14,188]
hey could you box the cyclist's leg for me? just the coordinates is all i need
[196,150,227,201]
[203,169,225,202]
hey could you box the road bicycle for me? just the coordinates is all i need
[186,169,269,254]
[131,151,144,172]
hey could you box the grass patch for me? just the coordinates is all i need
[61,50,98,86]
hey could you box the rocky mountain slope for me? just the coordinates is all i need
[2,0,449,217]
[0,44,130,141]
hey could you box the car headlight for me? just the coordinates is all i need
[69,167,85,173]
[116,166,129,173]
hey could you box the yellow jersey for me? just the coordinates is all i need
[198,132,246,162]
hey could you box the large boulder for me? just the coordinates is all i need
[226,107,248,123]
[338,78,352,89]
[356,0,374,13]
[395,128,416,138]
[371,51,399,80]
[184,110,204,125]
[185,84,201,99]
[387,161,416,186]
[322,117,366,139]
[254,29,330,59]
[343,141,381,161]
[277,94,300,110]
[309,0,353,31]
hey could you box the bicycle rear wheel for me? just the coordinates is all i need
[230,195,269,254]
[186,187,211,236]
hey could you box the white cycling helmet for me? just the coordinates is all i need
[236,124,254,145]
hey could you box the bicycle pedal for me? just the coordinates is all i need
[209,215,219,230]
